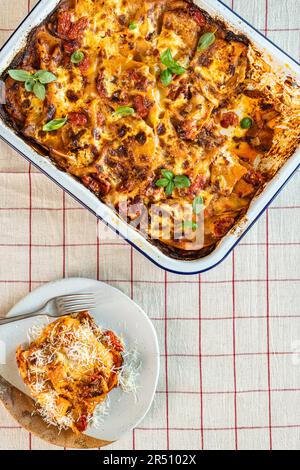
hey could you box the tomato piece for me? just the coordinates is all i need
[133,95,150,118]
[67,17,88,40]
[57,11,71,36]
[64,40,79,54]
[76,415,88,433]
[68,112,88,126]
[220,112,239,128]
[128,70,148,91]
[78,55,90,74]
[191,9,206,27]
[188,175,207,194]
[104,330,124,352]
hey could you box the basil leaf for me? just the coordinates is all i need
[161,169,174,180]
[192,195,204,214]
[197,32,216,51]
[25,79,35,92]
[165,181,175,196]
[129,22,137,30]
[155,178,169,188]
[183,220,198,231]
[168,63,185,76]
[160,69,173,87]
[33,81,46,101]
[114,106,135,117]
[43,117,67,132]
[160,49,185,76]
[71,50,85,64]
[174,175,191,188]
[8,69,32,82]
[34,70,57,84]
[160,48,174,69]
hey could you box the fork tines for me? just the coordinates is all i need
[56,293,96,314]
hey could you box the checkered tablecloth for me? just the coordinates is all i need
[0,0,299,451]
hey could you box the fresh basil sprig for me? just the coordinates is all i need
[155,169,190,196]
[113,106,135,117]
[160,49,186,87]
[8,69,57,101]
[43,117,67,132]
[197,32,216,51]
[71,50,85,64]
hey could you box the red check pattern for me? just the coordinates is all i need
[0,0,300,450]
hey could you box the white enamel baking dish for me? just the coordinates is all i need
[0,0,299,275]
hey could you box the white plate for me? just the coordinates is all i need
[0,278,160,442]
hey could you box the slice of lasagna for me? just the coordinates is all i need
[16,311,124,433]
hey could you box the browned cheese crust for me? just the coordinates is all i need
[2,0,300,259]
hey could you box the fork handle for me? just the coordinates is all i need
[0,311,51,325]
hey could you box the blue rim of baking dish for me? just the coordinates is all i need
[0,0,299,276]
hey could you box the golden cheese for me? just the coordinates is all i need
[2,0,300,259]
[16,312,123,434]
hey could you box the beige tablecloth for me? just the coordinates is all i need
[0,0,299,450]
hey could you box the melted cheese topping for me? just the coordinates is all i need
[3,0,300,259]
[16,312,123,433]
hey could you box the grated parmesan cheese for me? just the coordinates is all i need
[18,313,141,433]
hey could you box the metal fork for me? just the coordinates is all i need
[0,292,96,325]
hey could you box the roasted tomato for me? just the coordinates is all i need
[57,11,88,40]
[128,70,148,91]
[57,11,71,36]
[190,7,206,27]
[220,112,239,128]
[104,330,124,352]
[76,415,88,433]
[78,55,90,74]
[188,175,207,194]
[67,17,89,40]
[68,112,88,126]
[64,40,79,54]
[133,95,151,118]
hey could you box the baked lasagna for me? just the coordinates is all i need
[2,0,300,259]
[16,311,124,433]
